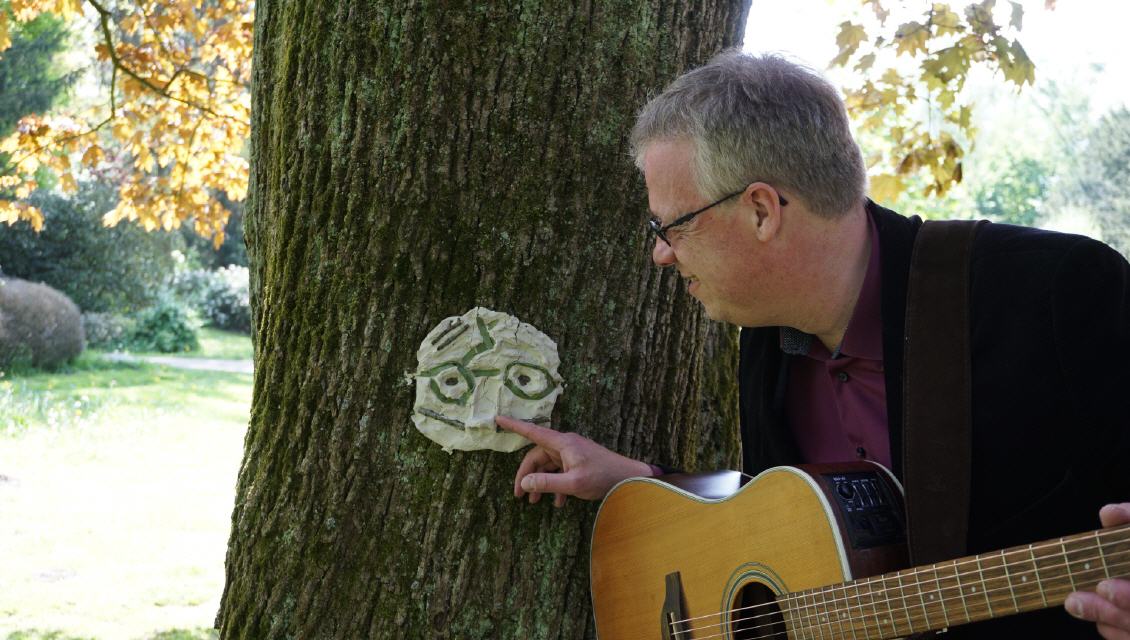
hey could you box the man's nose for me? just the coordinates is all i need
[652,235,676,267]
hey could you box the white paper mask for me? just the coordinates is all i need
[411,307,564,452]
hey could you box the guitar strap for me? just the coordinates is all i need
[902,218,986,567]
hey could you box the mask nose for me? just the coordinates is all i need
[466,388,502,433]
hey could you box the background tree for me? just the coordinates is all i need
[1063,108,1130,255]
[0,7,75,139]
[214,1,748,637]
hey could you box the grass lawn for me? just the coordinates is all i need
[127,328,253,362]
[0,347,252,640]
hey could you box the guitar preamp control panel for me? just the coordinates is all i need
[823,471,906,549]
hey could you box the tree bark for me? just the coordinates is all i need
[218,1,750,637]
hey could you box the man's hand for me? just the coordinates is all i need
[1065,503,1130,639]
[496,416,655,508]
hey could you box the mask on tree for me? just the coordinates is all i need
[411,307,564,453]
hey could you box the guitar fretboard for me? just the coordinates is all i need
[776,524,1130,640]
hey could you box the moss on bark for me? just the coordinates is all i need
[219,1,751,637]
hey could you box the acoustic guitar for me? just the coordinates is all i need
[589,461,1129,639]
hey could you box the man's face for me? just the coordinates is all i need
[642,139,765,326]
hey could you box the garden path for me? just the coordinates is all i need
[101,352,253,374]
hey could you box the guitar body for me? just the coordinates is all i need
[590,462,909,639]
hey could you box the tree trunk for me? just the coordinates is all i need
[218,1,750,637]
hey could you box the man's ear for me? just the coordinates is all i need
[744,182,784,241]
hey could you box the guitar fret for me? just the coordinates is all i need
[974,555,994,616]
[1032,537,1073,602]
[1065,534,1109,590]
[876,574,894,637]
[1029,544,1049,607]
[839,583,859,640]
[850,579,872,640]
[878,574,898,637]
[952,558,972,622]
[907,567,931,629]
[816,586,832,640]
[826,585,848,640]
[1002,546,1043,612]
[1095,530,1112,578]
[781,593,797,640]
[1003,551,1021,610]
[804,589,820,640]
[930,564,951,628]
[1061,540,1078,591]
[865,576,887,639]
[894,571,915,634]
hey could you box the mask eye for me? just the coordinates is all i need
[503,362,556,400]
[420,362,474,405]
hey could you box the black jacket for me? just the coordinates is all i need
[737,202,1130,638]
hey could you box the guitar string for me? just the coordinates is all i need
[664,525,1130,629]
[675,545,1130,640]
[657,527,1130,638]
[672,550,1130,640]
[674,554,1130,640]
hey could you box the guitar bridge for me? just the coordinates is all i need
[661,571,689,640]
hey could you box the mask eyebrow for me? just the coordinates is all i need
[432,320,469,351]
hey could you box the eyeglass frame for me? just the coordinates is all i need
[648,185,788,246]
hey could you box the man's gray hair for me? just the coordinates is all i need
[630,51,866,218]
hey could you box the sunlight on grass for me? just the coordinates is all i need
[192,328,252,361]
[0,359,250,639]
[124,328,252,362]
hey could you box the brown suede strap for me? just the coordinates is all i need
[902,219,986,566]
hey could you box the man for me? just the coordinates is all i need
[496,52,1130,638]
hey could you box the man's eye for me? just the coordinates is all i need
[503,362,556,400]
[421,362,474,405]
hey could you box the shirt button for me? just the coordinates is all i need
[837,371,850,382]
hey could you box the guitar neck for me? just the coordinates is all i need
[778,524,1130,640]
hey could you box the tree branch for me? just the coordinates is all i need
[85,0,249,127]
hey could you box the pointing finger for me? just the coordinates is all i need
[520,471,576,497]
[496,415,564,448]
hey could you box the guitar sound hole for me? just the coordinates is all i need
[732,582,786,640]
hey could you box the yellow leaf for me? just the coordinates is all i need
[60,172,78,194]
[869,173,905,204]
[931,4,963,37]
[0,13,11,52]
[894,22,930,57]
[998,39,1035,86]
[82,145,105,167]
[836,21,868,52]
[854,53,877,72]
[881,68,902,86]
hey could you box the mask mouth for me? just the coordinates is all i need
[417,410,552,432]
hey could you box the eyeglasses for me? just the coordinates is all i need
[648,186,788,246]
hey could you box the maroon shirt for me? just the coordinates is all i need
[784,211,891,468]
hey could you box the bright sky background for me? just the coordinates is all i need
[743,0,1130,115]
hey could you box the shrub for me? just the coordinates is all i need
[170,265,251,334]
[0,278,85,370]
[81,312,136,351]
[0,183,182,314]
[127,298,200,353]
